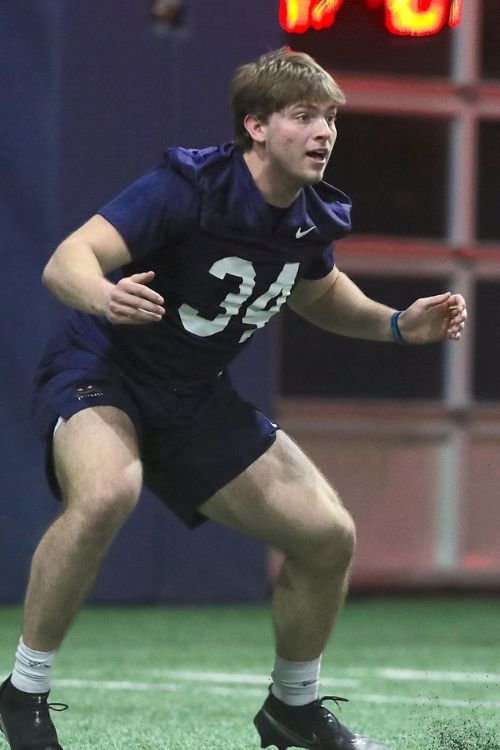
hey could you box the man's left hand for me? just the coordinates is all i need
[397,292,467,344]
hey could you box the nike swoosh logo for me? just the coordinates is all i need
[295,226,316,239]
[262,710,320,749]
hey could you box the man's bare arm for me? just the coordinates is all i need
[42,215,165,324]
[288,266,466,344]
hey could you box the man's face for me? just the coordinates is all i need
[260,101,338,189]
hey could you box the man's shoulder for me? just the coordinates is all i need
[163,143,238,184]
[303,180,352,239]
[309,179,351,211]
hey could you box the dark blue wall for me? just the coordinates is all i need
[0,1,282,603]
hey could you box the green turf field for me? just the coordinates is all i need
[1,598,499,749]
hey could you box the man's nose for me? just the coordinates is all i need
[316,117,333,138]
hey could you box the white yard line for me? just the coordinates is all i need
[353,693,500,710]
[81,666,500,687]
[46,678,500,710]
[53,679,180,692]
[3,665,498,712]
[374,668,500,684]
[149,669,359,688]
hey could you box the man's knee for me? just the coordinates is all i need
[323,502,356,572]
[294,490,356,574]
[62,469,142,541]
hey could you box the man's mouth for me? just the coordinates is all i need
[306,149,329,164]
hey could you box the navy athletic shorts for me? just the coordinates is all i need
[32,342,278,528]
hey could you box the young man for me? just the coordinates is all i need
[0,48,466,750]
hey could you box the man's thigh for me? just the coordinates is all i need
[53,406,143,507]
[199,429,350,553]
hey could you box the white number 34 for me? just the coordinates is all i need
[178,257,299,343]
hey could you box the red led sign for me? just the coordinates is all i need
[280,0,462,37]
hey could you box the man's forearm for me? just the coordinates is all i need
[42,240,114,315]
[297,271,396,341]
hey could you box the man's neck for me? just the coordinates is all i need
[243,150,301,208]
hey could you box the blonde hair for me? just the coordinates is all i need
[230,48,345,151]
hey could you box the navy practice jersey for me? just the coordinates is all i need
[62,143,351,389]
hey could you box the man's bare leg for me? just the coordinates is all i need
[0,406,143,750]
[23,406,143,651]
[200,429,355,662]
[200,431,391,749]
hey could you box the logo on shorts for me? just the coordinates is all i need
[74,384,104,401]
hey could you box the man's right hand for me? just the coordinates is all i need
[103,271,165,324]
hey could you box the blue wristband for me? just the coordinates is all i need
[391,311,406,344]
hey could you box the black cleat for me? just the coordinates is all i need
[0,676,67,750]
[254,691,391,750]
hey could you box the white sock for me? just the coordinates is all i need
[271,654,322,706]
[11,637,57,694]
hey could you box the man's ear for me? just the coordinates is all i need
[243,114,267,145]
